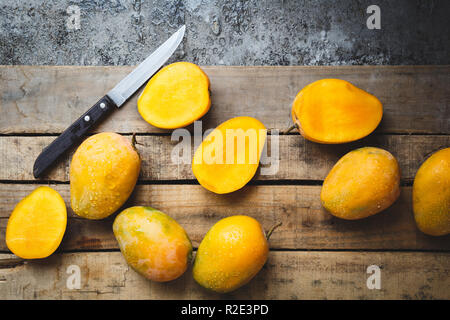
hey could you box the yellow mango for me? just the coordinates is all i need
[321,147,400,220]
[113,206,192,282]
[138,62,210,129]
[6,186,67,259]
[70,132,141,220]
[193,215,269,293]
[413,148,450,236]
[291,79,383,143]
[192,116,267,194]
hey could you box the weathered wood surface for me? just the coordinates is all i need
[0,184,449,251]
[0,65,449,300]
[0,251,448,300]
[0,65,448,134]
[1,135,448,182]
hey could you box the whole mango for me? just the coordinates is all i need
[113,206,192,282]
[193,215,269,293]
[70,132,141,219]
[413,148,450,236]
[321,147,400,220]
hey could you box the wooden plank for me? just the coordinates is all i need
[1,134,448,182]
[0,65,448,134]
[1,184,449,251]
[0,251,448,299]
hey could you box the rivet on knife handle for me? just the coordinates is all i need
[32,26,186,178]
[32,96,115,178]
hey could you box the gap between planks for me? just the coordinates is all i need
[0,251,448,299]
[1,132,450,137]
[1,134,448,182]
[1,184,449,251]
[3,248,450,254]
[1,65,449,135]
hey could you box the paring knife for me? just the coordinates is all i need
[33,25,186,178]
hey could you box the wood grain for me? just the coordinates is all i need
[0,135,448,182]
[1,184,449,251]
[1,65,449,300]
[0,65,448,134]
[0,251,448,300]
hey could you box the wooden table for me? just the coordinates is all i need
[0,65,449,300]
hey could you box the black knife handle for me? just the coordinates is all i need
[33,95,117,178]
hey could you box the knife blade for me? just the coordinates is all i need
[33,25,186,178]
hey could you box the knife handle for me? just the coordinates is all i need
[33,95,117,178]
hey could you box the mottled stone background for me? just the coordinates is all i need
[0,0,448,66]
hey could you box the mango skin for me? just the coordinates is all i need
[292,79,383,144]
[193,215,268,293]
[6,186,67,259]
[113,206,192,282]
[321,147,400,220]
[413,148,450,236]
[70,132,141,220]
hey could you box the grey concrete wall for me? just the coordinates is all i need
[0,0,448,66]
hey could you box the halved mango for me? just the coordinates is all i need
[192,117,267,194]
[291,79,383,143]
[138,62,210,129]
[6,186,67,259]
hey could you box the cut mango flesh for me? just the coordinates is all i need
[6,186,67,259]
[292,79,383,144]
[138,62,210,129]
[192,117,267,194]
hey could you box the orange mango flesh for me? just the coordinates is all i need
[321,147,400,220]
[6,186,67,259]
[138,62,210,129]
[413,148,450,236]
[292,79,383,144]
[113,206,192,282]
[70,132,141,220]
[192,116,267,194]
[193,215,268,293]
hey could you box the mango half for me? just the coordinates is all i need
[291,79,383,144]
[113,206,192,282]
[70,132,141,220]
[138,62,211,129]
[321,147,400,220]
[192,116,267,194]
[193,215,268,293]
[6,186,67,259]
[413,148,450,236]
